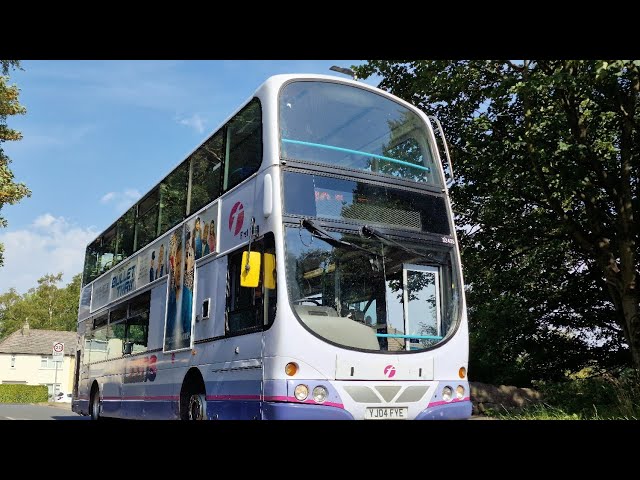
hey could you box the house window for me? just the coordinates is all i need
[10,354,16,368]
[40,356,63,369]
[43,383,61,398]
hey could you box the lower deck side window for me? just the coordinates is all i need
[226,233,276,335]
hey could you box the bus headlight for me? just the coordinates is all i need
[294,384,309,401]
[312,386,328,403]
[442,386,453,402]
[456,385,465,400]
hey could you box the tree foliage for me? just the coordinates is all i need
[1,60,31,267]
[0,273,81,340]
[353,60,640,383]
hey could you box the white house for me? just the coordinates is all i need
[0,322,76,400]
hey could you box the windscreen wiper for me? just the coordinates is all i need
[360,225,434,260]
[301,219,378,257]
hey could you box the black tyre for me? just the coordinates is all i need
[90,386,102,421]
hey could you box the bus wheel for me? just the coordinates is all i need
[188,394,207,420]
[90,385,102,421]
[180,368,206,420]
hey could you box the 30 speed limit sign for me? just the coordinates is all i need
[52,342,64,361]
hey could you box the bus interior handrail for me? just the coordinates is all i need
[282,138,430,172]
[428,116,455,187]
[375,333,444,340]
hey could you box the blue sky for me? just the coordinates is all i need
[0,60,379,293]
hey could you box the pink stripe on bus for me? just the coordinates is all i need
[103,395,178,401]
[428,396,471,408]
[123,395,178,401]
[205,394,344,409]
[206,394,261,401]
[265,395,344,409]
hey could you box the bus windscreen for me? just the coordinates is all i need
[282,171,450,235]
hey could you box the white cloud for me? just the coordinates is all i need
[100,189,141,212]
[100,192,116,203]
[7,62,224,149]
[0,214,98,294]
[33,213,57,228]
[6,124,96,154]
[178,113,206,134]
[23,60,210,113]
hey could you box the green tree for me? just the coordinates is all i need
[1,60,31,267]
[0,287,27,339]
[57,273,82,331]
[354,60,640,380]
[0,273,81,339]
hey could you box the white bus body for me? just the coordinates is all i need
[73,74,470,420]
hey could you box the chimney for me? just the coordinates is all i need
[22,320,30,336]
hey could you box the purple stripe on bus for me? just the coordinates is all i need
[415,400,472,420]
[262,402,354,420]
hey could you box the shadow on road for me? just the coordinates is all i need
[51,415,88,420]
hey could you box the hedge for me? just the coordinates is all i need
[0,384,49,403]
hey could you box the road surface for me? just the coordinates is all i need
[0,403,491,420]
[0,403,87,420]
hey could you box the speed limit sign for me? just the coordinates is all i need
[52,342,64,361]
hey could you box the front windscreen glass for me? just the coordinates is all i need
[280,81,442,187]
[284,226,460,352]
[283,172,450,235]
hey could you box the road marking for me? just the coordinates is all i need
[5,416,27,420]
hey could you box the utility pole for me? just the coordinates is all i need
[53,359,59,402]
[52,341,64,402]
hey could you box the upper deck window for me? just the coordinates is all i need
[279,81,442,187]
[189,130,224,214]
[81,98,262,288]
[223,98,262,191]
[135,188,160,251]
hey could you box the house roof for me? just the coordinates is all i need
[0,327,76,356]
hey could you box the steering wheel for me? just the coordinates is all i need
[293,298,322,306]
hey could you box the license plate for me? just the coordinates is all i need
[365,407,408,420]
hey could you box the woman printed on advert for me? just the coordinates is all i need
[208,220,216,253]
[202,222,210,256]
[181,225,195,344]
[194,217,203,261]
[157,243,165,278]
[149,250,156,283]
[166,231,183,350]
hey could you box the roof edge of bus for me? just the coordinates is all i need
[82,73,384,251]
[261,74,423,116]
[262,73,375,91]
[264,73,361,83]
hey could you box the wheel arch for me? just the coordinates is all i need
[180,367,207,420]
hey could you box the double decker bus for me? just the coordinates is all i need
[72,73,471,420]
